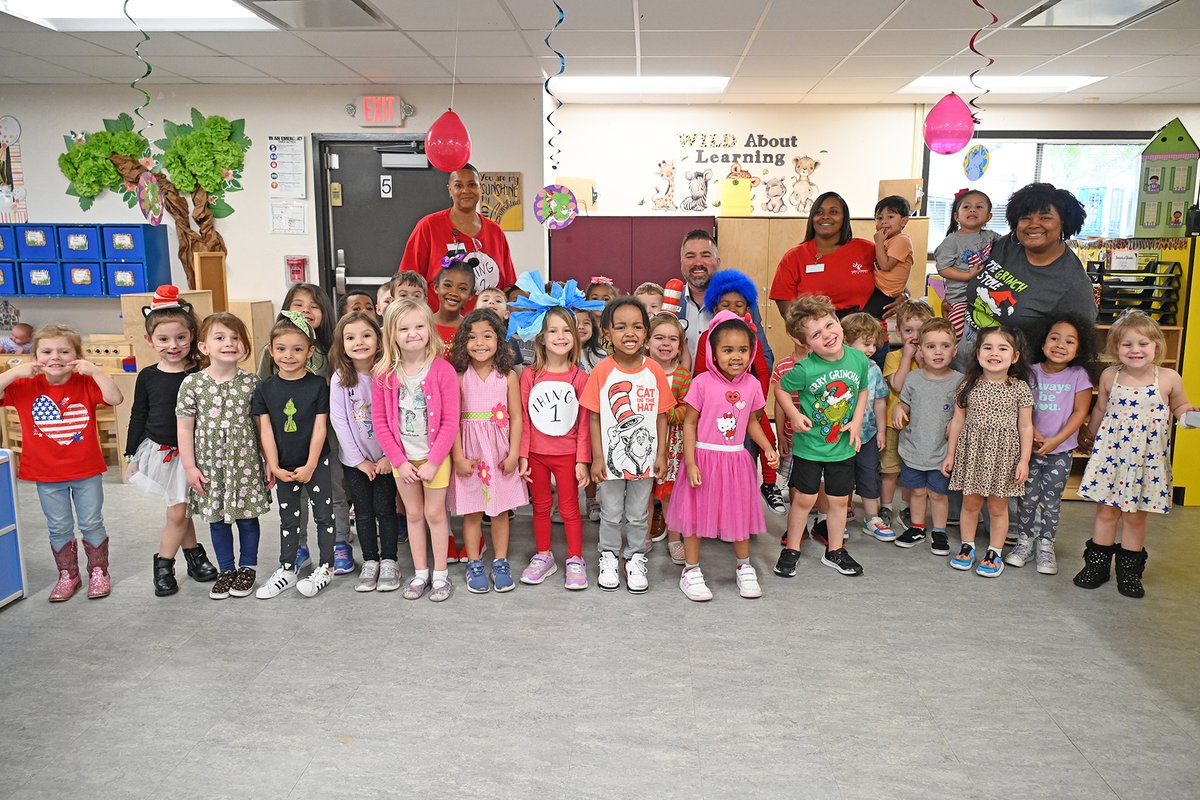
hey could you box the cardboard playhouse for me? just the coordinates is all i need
[1134,117,1198,237]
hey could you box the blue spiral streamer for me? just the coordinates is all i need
[123,0,154,137]
[543,2,565,171]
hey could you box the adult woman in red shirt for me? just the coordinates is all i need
[769,192,877,319]
[398,164,517,311]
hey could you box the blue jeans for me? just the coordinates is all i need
[209,518,261,572]
[36,475,108,550]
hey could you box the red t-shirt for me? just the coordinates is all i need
[3,373,108,482]
[769,238,877,313]
[398,208,517,312]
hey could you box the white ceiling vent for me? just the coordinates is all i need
[248,0,390,30]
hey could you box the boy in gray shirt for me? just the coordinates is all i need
[893,319,962,556]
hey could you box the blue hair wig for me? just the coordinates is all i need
[704,269,759,315]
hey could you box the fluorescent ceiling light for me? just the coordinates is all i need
[0,0,277,30]
[550,76,729,95]
[900,75,1103,94]
[1016,0,1179,27]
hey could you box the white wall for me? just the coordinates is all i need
[0,83,543,332]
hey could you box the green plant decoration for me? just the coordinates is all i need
[58,109,251,288]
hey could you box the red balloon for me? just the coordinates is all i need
[425,108,472,172]
[923,93,975,155]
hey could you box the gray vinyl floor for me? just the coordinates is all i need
[2,473,1198,800]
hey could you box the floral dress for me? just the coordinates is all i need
[176,369,271,524]
[449,367,528,516]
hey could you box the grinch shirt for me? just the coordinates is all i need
[580,355,676,481]
[780,346,869,462]
[966,233,1096,334]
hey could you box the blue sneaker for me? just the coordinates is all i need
[465,559,490,593]
[976,548,1005,578]
[333,542,355,575]
[492,558,515,593]
[950,542,976,571]
[295,546,310,572]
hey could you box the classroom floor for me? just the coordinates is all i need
[1,474,1198,800]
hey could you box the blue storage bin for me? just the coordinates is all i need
[57,226,102,260]
[105,262,147,294]
[102,225,146,260]
[63,262,104,296]
[0,261,16,296]
[0,226,13,259]
[15,225,57,260]
[20,262,63,295]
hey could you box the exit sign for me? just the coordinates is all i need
[358,95,411,127]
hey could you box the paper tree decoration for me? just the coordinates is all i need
[1134,117,1198,237]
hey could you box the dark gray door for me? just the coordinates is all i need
[315,135,449,298]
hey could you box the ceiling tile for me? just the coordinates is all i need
[810,77,912,93]
[638,0,766,31]
[1119,55,1200,76]
[431,56,542,79]
[296,32,424,58]
[0,55,88,78]
[71,32,220,57]
[640,31,755,57]
[10,75,105,83]
[885,0,1037,29]
[922,55,1050,75]
[749,30,873,57]
[237,56,360,78]
[151,56,269,78]
[278,76,372,84]
[339,57,451,78]
[973,28,1107,56]
[1129,2,1200,29]
[540,56,636,76]
[1044,93,1146,104]
[736,55,841,77]
[829,56,947,78]
[763,3,890,29]
[521,30,635,57]
[191,76,283,84]
[1124,91,1200,103]
[858,29,977,56]
[800,93,892,104]
[725,76,820,93]
[183,32,323,57]
[408,30,529,57]
[504,0,635,31]
[638,57,741,76]
[1070,29,1200,57]
[0,31,122,57]
[48,56,191,80]
[370,0,517,31]
[720,93,804,104]
[1083,75,1192,93]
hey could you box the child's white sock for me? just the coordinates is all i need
[414,568,430,582]
[432,568,448,583]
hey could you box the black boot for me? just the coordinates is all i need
[1072,539,1116,589]
[153,554,179,597]
[183,544,218,582]
[1115,548,1148,598]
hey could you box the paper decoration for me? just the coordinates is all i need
[137,171,163,225]
[534,184,578,229]
[963,144,990,181]
[479,171,523,231]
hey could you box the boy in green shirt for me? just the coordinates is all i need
[774,295,869,577]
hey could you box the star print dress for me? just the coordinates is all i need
[448,367,528,516]
[1079,368,1173,514]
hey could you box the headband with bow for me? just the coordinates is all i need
[507,270,606,341]
[280,309,315,340]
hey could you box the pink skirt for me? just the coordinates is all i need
[666,446,764,541]
[449,419,528,516]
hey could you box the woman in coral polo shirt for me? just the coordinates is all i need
[769,191,877,319]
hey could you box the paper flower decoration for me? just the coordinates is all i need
[506,270,606,341]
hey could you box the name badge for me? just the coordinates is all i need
[805,263,824,274]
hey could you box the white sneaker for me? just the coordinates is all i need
[597,551,620,591]
[255,566,297,599]
[297,563,334,597]
[355,560,380,592]
[376,559,402,591]
[679,567,712,602]
[736,564,763,599]
[625,553,649,594]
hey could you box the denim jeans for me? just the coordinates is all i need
[36,475,107,550]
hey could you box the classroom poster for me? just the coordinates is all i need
[479,171,522,231]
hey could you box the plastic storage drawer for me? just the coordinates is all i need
[20,262,63,295]
[58,226,103,260]
[0,226,13,259]
[105,262,147,294]
[15,225,57,260]
[63,262,105,296]
[101,226,146,260]
[0,261,17,296]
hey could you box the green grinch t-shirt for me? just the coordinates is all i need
[780,346,869,462]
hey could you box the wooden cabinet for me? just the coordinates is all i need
[549,215,716,292]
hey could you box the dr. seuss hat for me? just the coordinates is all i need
[607,380,644,432]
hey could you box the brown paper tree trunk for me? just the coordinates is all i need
[109,154,228,290]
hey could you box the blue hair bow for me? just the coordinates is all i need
[507,270,605,341]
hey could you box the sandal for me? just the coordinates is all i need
[402,575,429,600]
[429,578,453,603]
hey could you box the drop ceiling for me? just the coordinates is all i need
[0,0,1198,104]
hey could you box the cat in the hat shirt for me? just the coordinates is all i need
[580,356,676,480]
[1,372,109,482]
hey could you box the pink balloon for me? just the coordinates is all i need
[425,108,472,172]
[923,93,975,155]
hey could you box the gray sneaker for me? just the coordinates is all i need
[1035,539,1058,575]
[355,560,380,592]
[1005,535,1034,568]
[879,507,894,530]
[376,559,401,591]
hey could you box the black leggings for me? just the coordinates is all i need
[276,457,335,567]
[342,464,400,562]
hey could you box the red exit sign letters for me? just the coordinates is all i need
[358,95,410,127]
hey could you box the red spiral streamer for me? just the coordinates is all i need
[966,0,999,124]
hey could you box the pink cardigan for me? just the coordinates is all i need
[371,357,461,468]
